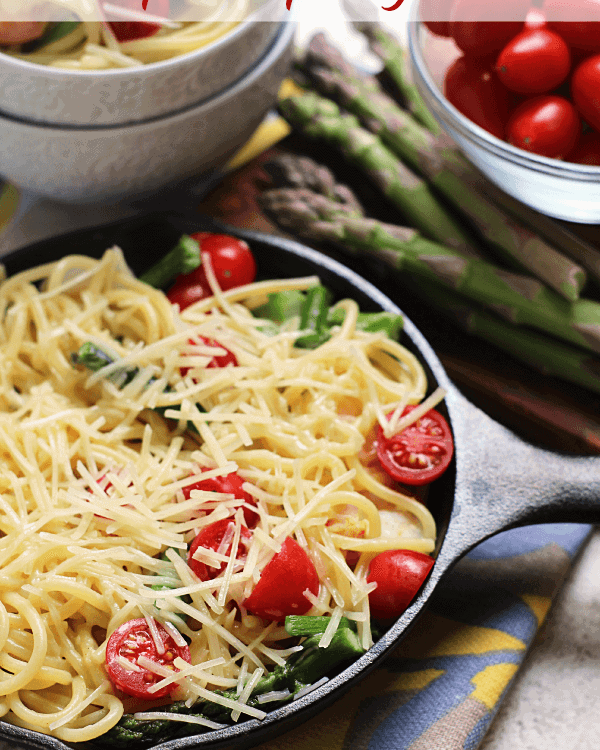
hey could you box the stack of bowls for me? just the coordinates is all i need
[0,2,294,204]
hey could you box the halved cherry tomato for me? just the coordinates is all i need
[449,0,529,57]
[183,471,258,528]
[507,95,581,158]
[572,55,600,133]
[105,617,190,699]
[108,0,169,42]
[376,405,454,486]
[367,549,434,620]
[188,518,252,581]
[569,131,600,165]
[496,28,571,95]
[243,537,319,621]
[180,336,238,378]
[444,56,514,140]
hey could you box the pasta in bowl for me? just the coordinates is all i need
[0,216,454,749]
[0,0,284,125]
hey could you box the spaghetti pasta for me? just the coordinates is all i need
[0,246,439,742]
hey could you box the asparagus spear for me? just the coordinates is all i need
[72,342,203,431]
[138,234,201,288]
[277,94,482,258]
[295,35,588,302]
[354,22,442,135]
[259,186,600,356]
[411,277,600,397]
[100,625,365,747]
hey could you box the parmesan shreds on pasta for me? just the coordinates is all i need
[0,247,438,743]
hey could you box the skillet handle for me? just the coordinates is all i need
[442,385,600,560]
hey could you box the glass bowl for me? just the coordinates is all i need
[407,0,600,224]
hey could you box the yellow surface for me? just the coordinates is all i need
[470,663,519,710]
[519,594,552,626]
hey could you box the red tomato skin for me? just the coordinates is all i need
[544,0,600,51]
[188,518,252,581]
[572,55,600,133]
[507,95,581,158]
[105,618,190,699]
[367,550,434,620]
[243,537,319,621]
[376,406,454,486]
[189,233,257,291]
[568,130,600,165]
[167,276,212,310]
[449,0,529,57]
[180,335,238,377]
[419,0,452,36]
[444,56,513,139]
[183,471,258,528]
[108,0,169,41]
[496,28,571,94]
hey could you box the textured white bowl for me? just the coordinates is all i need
[0,19,294,204]
[407,0,600,224]
[0,1,283,127]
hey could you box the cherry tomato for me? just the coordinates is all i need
[367,550,434,620]
[108,0,170,42]
[105,618,190,699]
[183,471,258,528]
[572,55,600,133]
[180,336,238,377]
[167,276,212,310]
[449,0,529,57]
[444,56,514,140]
[376,405,454,486]
[524,7,547,30]
[419,0,452,37]
[496,28,571,95]
[243,537,319,621]
[189,233,257,292]
[568,131,600,164]
[507,95,581,158]
[0,22,47,44]
[188,518,252,581]
[545,0,600,52]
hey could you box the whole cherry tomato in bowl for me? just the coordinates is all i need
[448,0,530,57]
[569,131,600,165]
[496,27,571,94]
[571,54,600,133]
[444,56,514,140]
[506,95,581,159]
[544,0,600,52]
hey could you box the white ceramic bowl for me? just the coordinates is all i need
[407,0,600,224]
[0,0,283,127]
[0,19,294,204]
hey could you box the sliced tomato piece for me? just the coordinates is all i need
[376,405,454,486]
[183,471,258,528]
[188,518,252,581]
[105,617,190,699]
[180,335,238,378]
[167,275,212,310]
[367,549,434,620]
[243,537,319,621]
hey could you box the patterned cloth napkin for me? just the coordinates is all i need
[0,113,594,750]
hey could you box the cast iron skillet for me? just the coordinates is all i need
[3,212,600,750]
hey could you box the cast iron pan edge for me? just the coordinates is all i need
[2,212,600,750]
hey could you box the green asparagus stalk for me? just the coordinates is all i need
[411,277,600,397]
[277,93,482,258]
[100,625,365,747]
[138,234,201,288]
[259,186,600,356]
[354,22,442,135]
[72,342,203,432]
[295,36,588,302]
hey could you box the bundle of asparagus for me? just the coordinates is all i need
[259,154,600,397]
[286,33,588,302]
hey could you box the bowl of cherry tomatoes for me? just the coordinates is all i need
[407,0,600,223]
